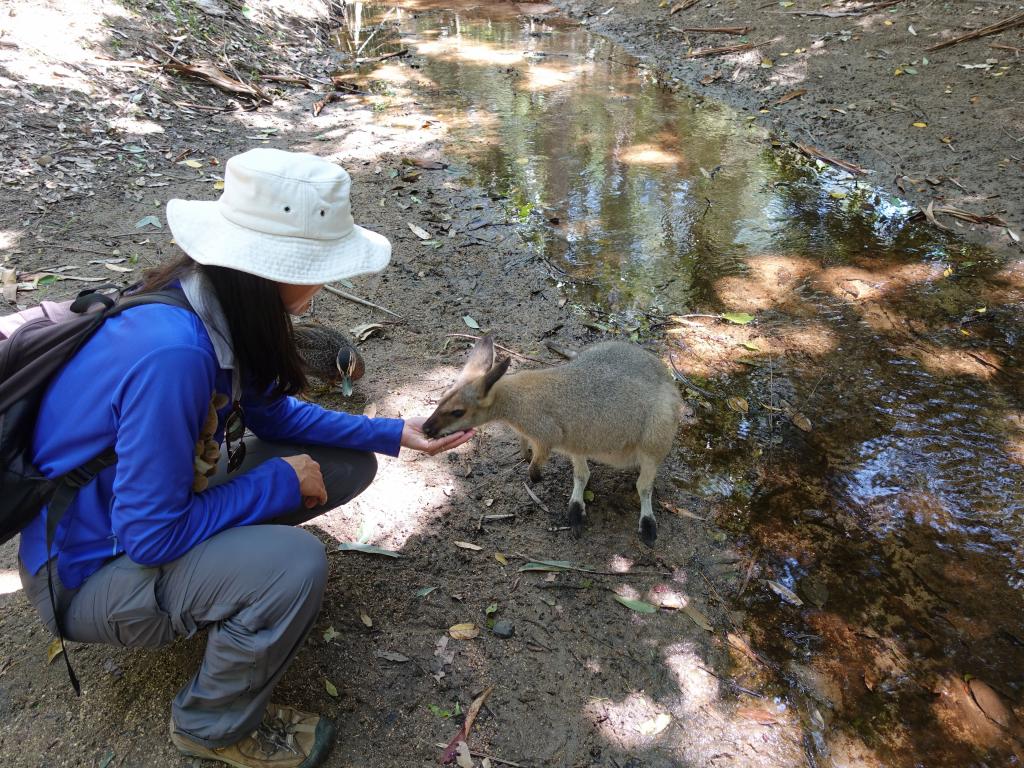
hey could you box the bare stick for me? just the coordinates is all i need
[673,25,753,34]
[926,11,1024,52]
[321,284,403,319]
[444,334,553,365]
[684,40,772,58]
[432,744,525,768]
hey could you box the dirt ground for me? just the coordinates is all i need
[1,1,1023,768]
[554,0,1024,256]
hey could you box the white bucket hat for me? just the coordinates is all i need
[166,148,391,285]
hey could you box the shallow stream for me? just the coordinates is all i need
[339,4,1023,764]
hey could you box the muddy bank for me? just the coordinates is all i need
[553,0,1024,256]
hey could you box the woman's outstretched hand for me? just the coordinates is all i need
[400,416,475,456]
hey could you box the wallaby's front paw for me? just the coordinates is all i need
[528,465,544,483]
[568,501,585,538]
[639,517,657,547]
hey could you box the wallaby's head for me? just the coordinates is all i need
[423,335,511,438]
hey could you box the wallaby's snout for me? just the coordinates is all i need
[423,335,510,439]
[429,335,682,545]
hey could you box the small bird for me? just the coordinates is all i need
[292,321,365,396]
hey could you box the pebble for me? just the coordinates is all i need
[492,620,514,639]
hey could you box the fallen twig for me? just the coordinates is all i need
[684,40,772,58]
[356,48,409,64]
[926,11,1024,52]
[912,202,1009,230]
[523,483,551,514]
[444,334,553,365]
[147,44,269,104]
[673,25,753,34]
[322,284,403,319]
[433,743,525,768]
[793,142,868,175]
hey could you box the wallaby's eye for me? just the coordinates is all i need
[450,409,466,419]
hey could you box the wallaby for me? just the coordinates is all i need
[422,336,682,545]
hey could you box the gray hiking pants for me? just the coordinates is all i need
[19,440,377,748]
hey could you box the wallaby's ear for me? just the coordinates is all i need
[480,355,511,396]
[459,335,495,382]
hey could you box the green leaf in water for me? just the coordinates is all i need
[485,602,498,616]
[720,312,754,325]
[336,542,402,558]
[613,595,658,614]
[463,315,481,330]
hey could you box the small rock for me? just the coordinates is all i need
[492,620,514,639]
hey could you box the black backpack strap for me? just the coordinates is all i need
[43,289,190,695]
[45,449,117,696]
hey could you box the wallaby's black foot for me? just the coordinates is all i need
[568,501,585,538]
[639,517,657,547]
[529,466,543,483]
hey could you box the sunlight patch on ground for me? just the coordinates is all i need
[586,692,674,750]
[662,643,717,713]
[715,254,817,312]
[0,230,20,251]
[107,117,164,136]
[0,569,22,595]
[0,2,130,91]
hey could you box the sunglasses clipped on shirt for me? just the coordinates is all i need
[224,401,247,474]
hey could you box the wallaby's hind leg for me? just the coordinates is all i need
[527,440,549,483]
[636,457,658,546]
[567,455,590,537]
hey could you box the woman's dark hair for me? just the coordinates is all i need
[142,254,307,397]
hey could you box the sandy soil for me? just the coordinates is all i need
[554,0,1024,256]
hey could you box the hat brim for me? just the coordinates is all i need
[166,199,391,285]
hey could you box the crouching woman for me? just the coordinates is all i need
[17,148,472,768]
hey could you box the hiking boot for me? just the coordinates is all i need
[170,704,337,768]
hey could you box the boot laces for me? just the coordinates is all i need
[252,714,299,757]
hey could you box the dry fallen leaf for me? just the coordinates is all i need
[791,412,812,432]
[359,610,373,627]
[449,623,480,640]
[682,604,714,631]
[408,222,432,240]
[453,541,483,551]
[726,396,749,414]
[47,637,64,665]
[767,580,804,606]
[638,712,672,736]
[495,552,508,566]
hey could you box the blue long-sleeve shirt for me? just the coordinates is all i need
[19,303,404,589]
